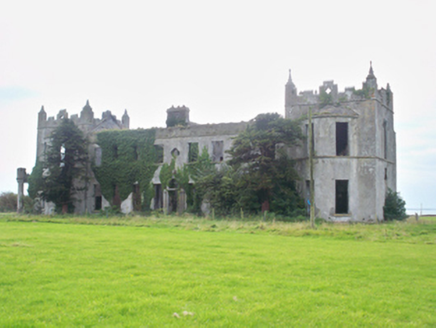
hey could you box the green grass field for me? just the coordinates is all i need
[0,216,435,327]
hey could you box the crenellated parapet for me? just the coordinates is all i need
[284,63,397,222]
[36,100,130,161]
[285,63,393,119]
[37,100,130,130]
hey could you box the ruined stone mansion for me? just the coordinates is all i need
[18,65,396,222]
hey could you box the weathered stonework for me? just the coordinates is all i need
[33,100,130,214]
[285,64,396,222]
[20,65,397,221]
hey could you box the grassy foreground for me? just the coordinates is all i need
[0,216,435,327]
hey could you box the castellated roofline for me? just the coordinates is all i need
[285,64,392,109]
[37,100,130,130]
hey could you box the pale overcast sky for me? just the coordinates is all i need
[1,0,435,211]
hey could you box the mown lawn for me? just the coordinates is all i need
[0,218,435,327]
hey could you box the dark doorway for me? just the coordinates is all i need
[169,190,177,214]
[94,184,102,211]
[132,183,141,211]
[336,122,348,156]
[154,184,162,209]
[335,180,348,214]
[168,179,178,214]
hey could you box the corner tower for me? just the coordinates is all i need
[284,64,396,222]
[285,69,297,117]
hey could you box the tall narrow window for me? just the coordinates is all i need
[60,144,66,167]
[212,141,224,162]
[95,147,102,166]
[154,145,163,163]
[305,123,314,156]
[188,142,199,163]
[133,145,138,161]
[383,120,387,159]
[336,122,349,156]
[335,180,348,214]
[132,183,141,211]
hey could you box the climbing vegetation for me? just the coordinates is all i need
[319,89,333,108]
[353,85,373,99]
[30,119,89,213]
[92,129,158,210]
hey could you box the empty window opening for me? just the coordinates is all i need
[383,120,387,159]
[336,122,349,156]
[275,143,285,159]
[188,142,199,163]
[212,141,224,162]
[60,144,66,167]
[154,145,163,163]
[384,168,388,181]
[133,145,138,161]
[171,148,180,157]
[305,123,315,156]
[95,147,102,166]
[168,178,178,189]
[94,184,102,211]
[335,180,348,214]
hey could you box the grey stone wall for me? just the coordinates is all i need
[155,122,249,168]
[286,66,397,222]
[35,101,128,214]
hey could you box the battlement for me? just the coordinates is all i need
[36,101,129,161]
[285,63,393,111]
[166,105,190,127]
[38,100,129,130]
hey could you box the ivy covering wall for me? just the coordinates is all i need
[92,129,159,210]
[158,147,213,214]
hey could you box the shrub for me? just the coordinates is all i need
[383,189,407,221]
[0,192,17,212]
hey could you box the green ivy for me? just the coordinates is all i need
[159,157,176,190]
[166,117,187,128]
[92,129,158,210]
[28,160,44,199]
[319,89,333,108]
[158,147,213,214]
[353,85,372,99]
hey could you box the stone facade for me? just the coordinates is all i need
[285,64,396,222]
[29,100,129,214]
[153,117,248,214]
[19,65,397,221]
